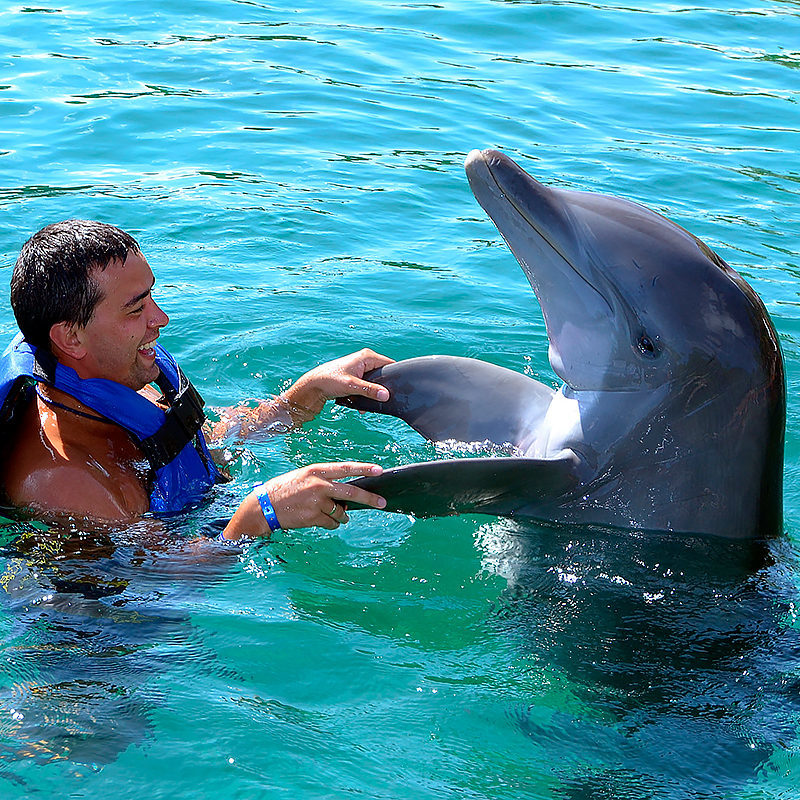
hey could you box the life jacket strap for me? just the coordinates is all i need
[138,364,207,471]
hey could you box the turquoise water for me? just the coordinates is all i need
[1,0,800,796]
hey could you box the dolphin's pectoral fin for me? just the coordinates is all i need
[339,357,574,519]
[337,356,556,450]
[346,455,579,518]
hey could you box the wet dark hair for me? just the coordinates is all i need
[10,219,141,350]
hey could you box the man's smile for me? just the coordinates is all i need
[138,338,158,358]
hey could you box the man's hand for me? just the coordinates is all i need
[206,349,394,443]
[221,462,386,540]
[282,349,394,424]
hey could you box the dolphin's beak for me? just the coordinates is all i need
[466,150,571,250]
[463,149,630,390]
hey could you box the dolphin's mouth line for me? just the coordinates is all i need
[481,156,615,319]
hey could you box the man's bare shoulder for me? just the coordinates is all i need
[2,398,149,522]
[5,462,142,521]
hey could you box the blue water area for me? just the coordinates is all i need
[0,0,799,797]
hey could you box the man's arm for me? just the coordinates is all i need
[222,462,387,540]
[211,349,393,539]
[207,349,394,442]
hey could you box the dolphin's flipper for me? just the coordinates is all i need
[347,455,578,517]
[338,356,556,450]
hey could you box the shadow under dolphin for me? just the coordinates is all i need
[473,519,800,797]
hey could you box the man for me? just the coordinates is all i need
[0,220,391,540]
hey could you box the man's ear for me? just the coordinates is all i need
[49,321,87,361]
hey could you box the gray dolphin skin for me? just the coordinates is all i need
[343,149,785,539]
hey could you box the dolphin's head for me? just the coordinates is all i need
[465,149,781,394]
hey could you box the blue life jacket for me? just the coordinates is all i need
[0,334,227,514]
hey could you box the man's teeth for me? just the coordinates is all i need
[139,340,156,352]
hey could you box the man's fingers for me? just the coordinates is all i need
[334,485,386,511]
[315,513,340,530]
[360,352,395,372]
[367,382,390,402]
[325,502,349,524]
[345,377,389,402]
[311,462,384,481]
[328,477,386,511]
[312,501,349,530]
[302,462,387,512]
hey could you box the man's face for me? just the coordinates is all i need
[77,251,170,390]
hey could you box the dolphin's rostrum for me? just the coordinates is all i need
[342,149,785,539]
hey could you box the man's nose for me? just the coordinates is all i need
[149,299,169,328]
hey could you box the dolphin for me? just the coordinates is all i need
[342,149,785,539]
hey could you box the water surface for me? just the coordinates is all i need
[0,1,799,797]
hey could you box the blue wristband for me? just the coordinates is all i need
[255,483,281,532]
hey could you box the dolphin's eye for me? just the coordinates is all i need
[638,335,656,356]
